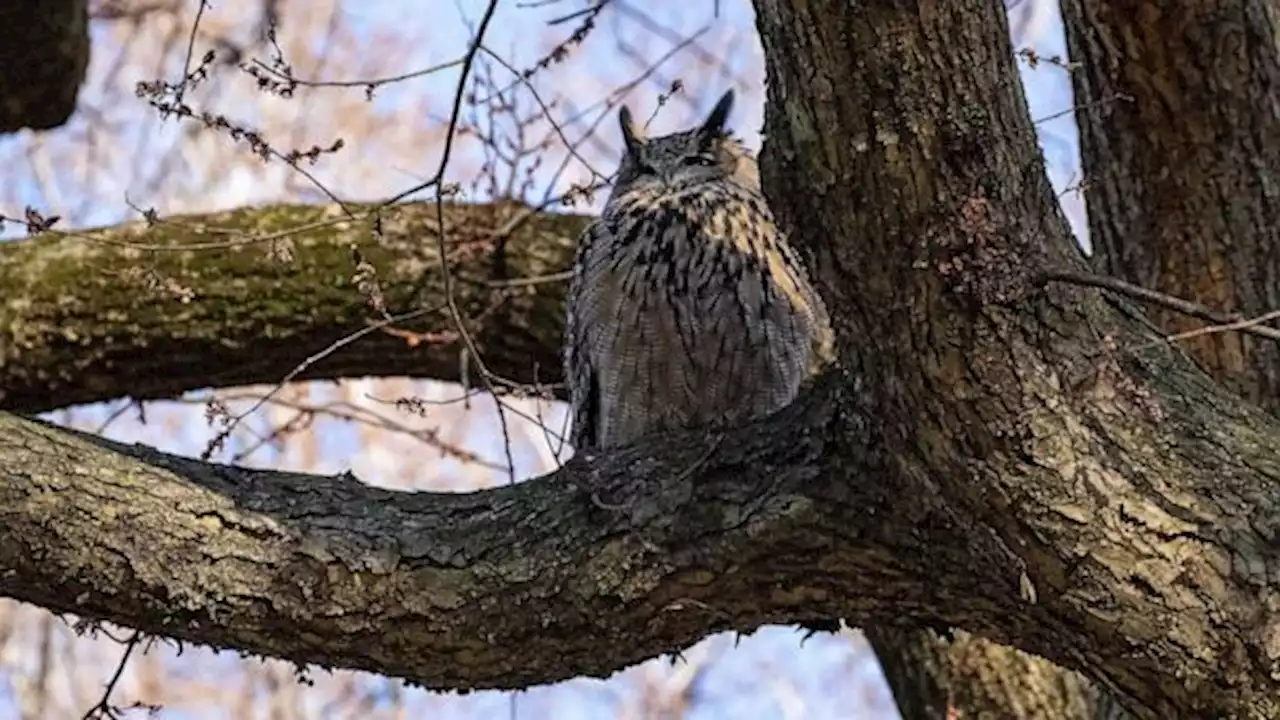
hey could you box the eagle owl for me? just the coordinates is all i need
[564,89,834,451]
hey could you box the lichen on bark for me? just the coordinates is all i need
[0,201,589,413]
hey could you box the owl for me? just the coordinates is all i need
[564,89,834,452]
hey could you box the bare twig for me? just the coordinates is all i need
[380,2,502,208]
[1126,308,1280,356]
[1040,270,1280,342]
[248,57,465,92]
[1161,309,1280,344]
[172,0,210,107]
[200,304,445,460]
[1034,92,1134,126]
[478,45,609,183]
[414,0,524,486]
[81,631,142,719]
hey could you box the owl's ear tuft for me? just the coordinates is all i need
[619,105,644,156]
[698,89,735,139]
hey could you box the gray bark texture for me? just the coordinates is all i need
[3,0,1280,718]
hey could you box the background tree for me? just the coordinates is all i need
[4,0,1278,719]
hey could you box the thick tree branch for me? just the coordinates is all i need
[0,201,587,414]
[0,380,922,691]
[4,337,1280,718]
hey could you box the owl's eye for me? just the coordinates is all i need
[682,155,716,167]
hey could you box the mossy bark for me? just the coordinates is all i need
[0,201,589,413]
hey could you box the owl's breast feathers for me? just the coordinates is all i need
[565,180,833,450]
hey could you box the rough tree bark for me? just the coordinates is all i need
[0,0,90,132]
[6,263,1280,719]
[838,0,1144,716]
[0,201,586,414]
[4,0,1280,718]
[752,0,1280,717]
[0,187,1116,715]
[1064,0,1280,411]
[863,626,1125,719]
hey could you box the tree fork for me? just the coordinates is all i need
[752,0,1278,717]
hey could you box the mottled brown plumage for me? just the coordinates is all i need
[564,89,834,451]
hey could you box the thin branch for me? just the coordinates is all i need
[380,1,503,207]
[1161,309,1280,344]
[249,57,465,90]
[1129,308,1280,355]
[1034,93,1133,126]
[171,0,209,107]
[81,631,142,719]
[200,304,446,460]
[1040,270,1280,342]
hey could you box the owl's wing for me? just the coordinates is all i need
[564,218,610,452]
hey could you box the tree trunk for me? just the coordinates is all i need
[0,201,585,414]
[754,2,1125,717]
[864,627,1127,719]
[1063,0,1280,410]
